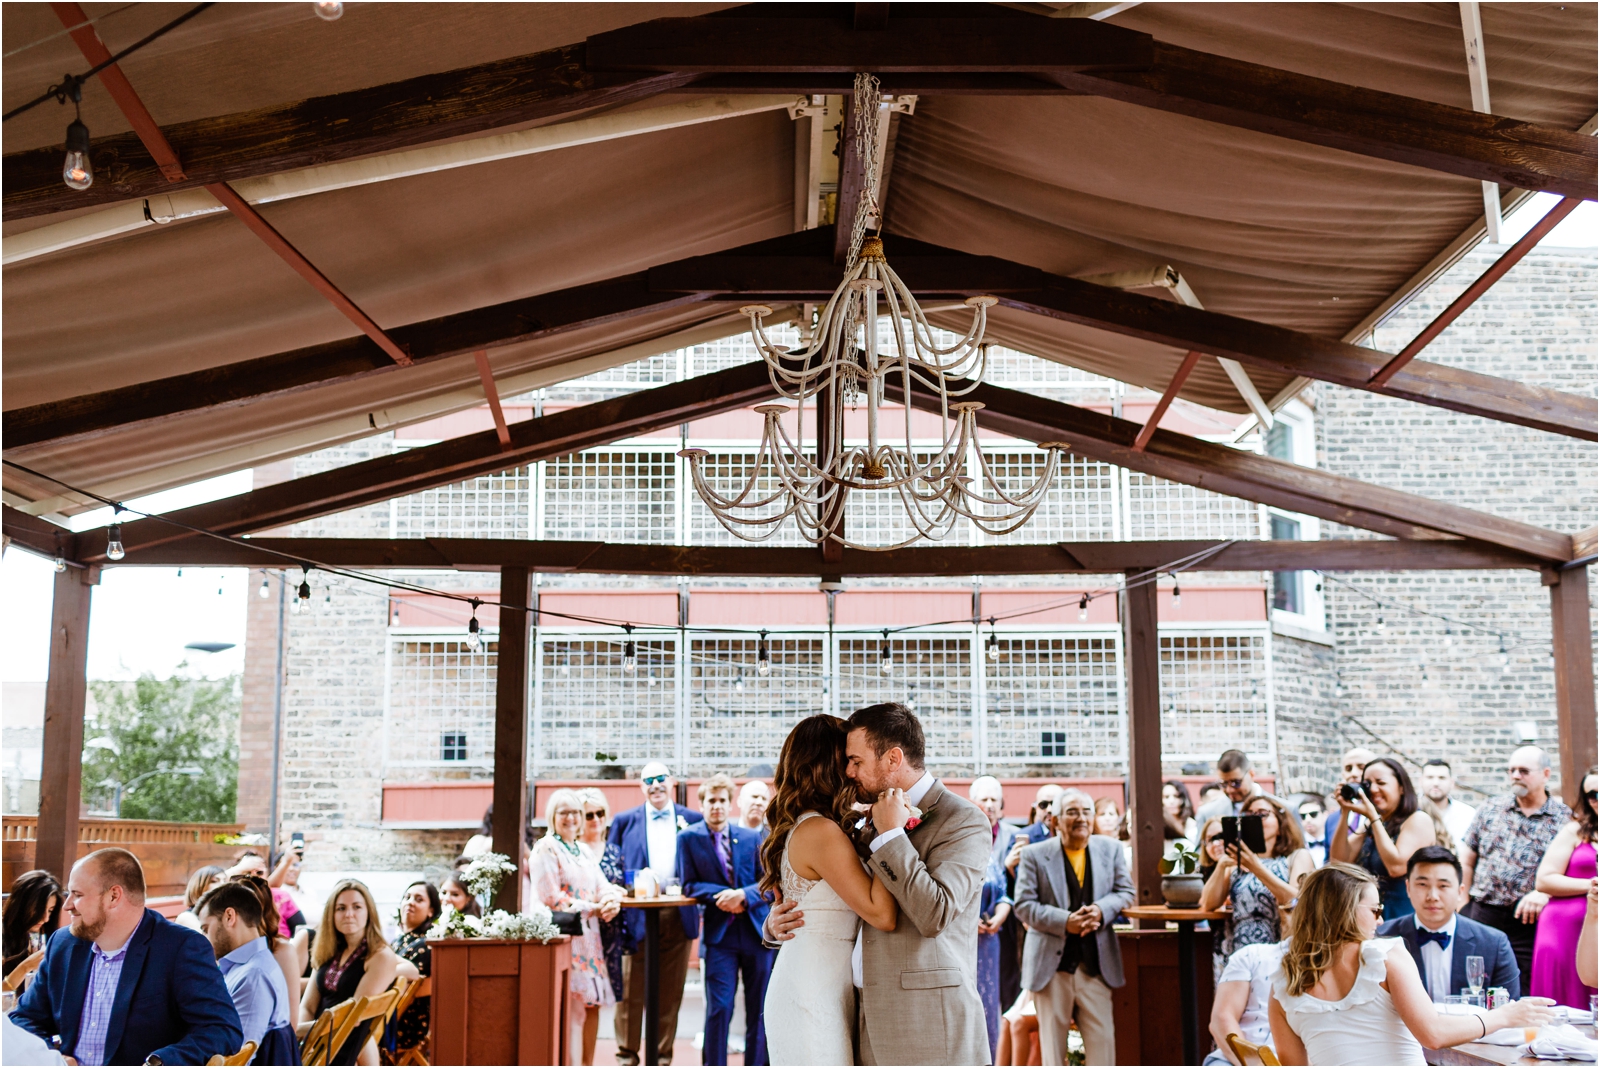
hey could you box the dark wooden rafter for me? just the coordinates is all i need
[1132,350,1200,452]
[833,90,867,264]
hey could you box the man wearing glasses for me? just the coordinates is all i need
[1195,750,1265,828]
[609,762,705,1065]
[1297,795,1328,866]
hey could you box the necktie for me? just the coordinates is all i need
[715,830,733,883]
[1418,928,1451,949]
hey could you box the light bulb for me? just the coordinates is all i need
[323,587,332,605]
[313,1,343,19]
[986,632,1000,662]
[1078,595,1089,622]
[1172,582,1181,607]
[298,580,312,604]
[53,557,66,573]
[62,119,92,190]
[757,632,772,676]
[879,644,893,676]
[735,671,746,692]
[622,640,637,675]
[647,670,659,687]
[258,575,271,599]
[105,523,125,561]
[290,596,303,615]
[560,656,571,677]
[1375,614,1386,633]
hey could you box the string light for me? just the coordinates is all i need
[757,630,771,676]
[1078,594,1089,622]
[879,630,893,676]
[985,617,1000,662]
[295,568,312,614]
[621,625,637,675]
[61,80,92,191]
[465,598,483,653]
[560,655,572,677]
[104,511,125,561]
[258,573,271,599]
[313,1,343,19]
[734,669,746,692]
[53,557,66,573]
[1375,613,1386,634]
[1171,577,1181,607]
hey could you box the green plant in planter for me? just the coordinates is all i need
[1159,839,1201,875]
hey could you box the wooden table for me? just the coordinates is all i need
[1426,1023,1597,1066]
[620,896,694,1067]
[1123,905,1230,1065]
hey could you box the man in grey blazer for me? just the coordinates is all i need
[1014,789,1136,1066]
[767,703,993,1066]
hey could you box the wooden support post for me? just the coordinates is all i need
[1546,564,1597,806]
[36,565,98,884]
[1122,569,1165,916]
[492,566,532,912]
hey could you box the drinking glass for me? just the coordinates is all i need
[1590,993,1598,1021]
[1466,956,1486,997]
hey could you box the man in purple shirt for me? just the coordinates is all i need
[12,848,240,1066]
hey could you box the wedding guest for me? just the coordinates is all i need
[1460,746,1571,988]
[12,848,242,1066]
[970,776,1013,1060]
[440,873,480,917]
[1330,757,1434,920]
[678,774,772,1066]
[1577,879,1598,987]
[1014,789,1135,1066]
[1296,795,1328,866]
[996,988,1040,1066]
[228,875,302,1029]
[1012,783,1064,856]
[1199,782,1228,814]
[608,761,703,1066]
[462,805,494,857]
[1197,816,1228,885]
[254,850,307,940]
[1530,765,1598,1007]
[1324,747,1377,845]
[738,779,771,832]
[2,869,61,979]
[391,880,440,1056]
[1200,794,1314,979]
[300,879,406,1065]
[1376,846,1519,1001]
[175,864,226,930]
[1268,862,1553,1066]
[1205,939,1285,1066]
[1420,759,1478,846]
[535,788,623,1066]
[1164,780,1198,843]
[1197,750,1265,826]
[196,881,296,1063]
[577,787,631,1003]
[1000,783,1058,1017]
[1093,797,1122,839]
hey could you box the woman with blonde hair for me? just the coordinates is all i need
[299,879,408,1065]
[1268,862,1553,1065]
[531,787,622,1065]
[174,864,225,930]
[577,787,631,1004]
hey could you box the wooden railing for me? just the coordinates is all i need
[3,816,247,896]
[3,816,243,844]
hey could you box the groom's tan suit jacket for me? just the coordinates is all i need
[859,778,993,1066]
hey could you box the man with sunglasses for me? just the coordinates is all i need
[1296,795,1328,867]
[1194,750,1265,828]
[609,762,704,1065]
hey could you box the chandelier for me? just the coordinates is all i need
[680,76,1066,551]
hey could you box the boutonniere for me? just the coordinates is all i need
[677,815,689,831]
[905,804,929,832]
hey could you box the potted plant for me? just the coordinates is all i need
[1159,839,1204,907]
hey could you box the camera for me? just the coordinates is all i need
[1339,782,1370,803]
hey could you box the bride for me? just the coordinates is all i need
[760,714,899,1066]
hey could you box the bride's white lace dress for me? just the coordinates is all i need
[1271,936,1426,1066]
[763,811,861,1066]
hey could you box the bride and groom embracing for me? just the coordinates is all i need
[759,702,995,1066]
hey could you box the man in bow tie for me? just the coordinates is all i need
[1378,845,1520,1001]
[609,762,705,1065]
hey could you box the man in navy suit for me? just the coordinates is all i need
[608,762,705,1066]
[1378,845,1521,1000]
[678,773,773,1066]
[13,847,242,1066]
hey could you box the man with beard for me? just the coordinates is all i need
[12,848,241,1066]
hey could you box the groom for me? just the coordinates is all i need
[767,702,993,1065]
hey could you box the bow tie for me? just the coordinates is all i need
[650,809,673,821]
[1418,928,1451,949]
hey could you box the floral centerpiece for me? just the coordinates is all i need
[461,851,518,902]
[426,852,563,943]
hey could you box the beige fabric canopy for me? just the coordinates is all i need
[3,2,1594,515]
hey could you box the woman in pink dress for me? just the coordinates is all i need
[1531,766,1598,1008]
[531,788,624,1065]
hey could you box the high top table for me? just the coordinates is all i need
[1122,905,1231,1065]
[620,895,695,1066]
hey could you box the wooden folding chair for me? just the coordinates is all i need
[1226,1032,1283,1066]
[205,1040,259,1066]
[301,998,362,1067]
[388,976,432,1066]
[329,988,401,1065]
[2,949,44,993]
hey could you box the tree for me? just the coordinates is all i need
[82,667,240,823]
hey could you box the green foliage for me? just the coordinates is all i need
[1159,838,1201,875]
[81,667,240,823]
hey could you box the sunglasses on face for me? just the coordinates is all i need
[1299,810,1321,820]
[584,811,605,821]
[643,775,668,786]
[1204,835,1224,845]
[1585,790,1598,803]
[1221,778,1248,790]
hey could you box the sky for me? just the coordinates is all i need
[1,195,1594,686]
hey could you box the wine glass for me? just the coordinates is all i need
[1466,955,1486,998]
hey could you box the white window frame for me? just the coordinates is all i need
[1258,400,1327,635]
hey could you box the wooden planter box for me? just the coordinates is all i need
[430,937,572,1065]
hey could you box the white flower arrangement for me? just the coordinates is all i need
[461,851,518,902]
[426,904,485,940]
[426,901,563,943]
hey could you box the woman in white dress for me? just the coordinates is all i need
[759,714,900,1066]
[1269,861,1553,1065]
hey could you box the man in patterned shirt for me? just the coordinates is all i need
[1459,746,1572,991]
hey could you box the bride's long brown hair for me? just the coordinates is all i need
[759,714,857,897]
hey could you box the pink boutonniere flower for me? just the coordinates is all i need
[905,804,927,832]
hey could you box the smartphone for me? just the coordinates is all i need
[291,831,305,854]
[1221,815,1267,854]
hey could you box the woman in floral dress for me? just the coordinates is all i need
[576,787,632,1002]
[1199,793,1315,980]
[531,788,624,1066]
[387,880,439,1061]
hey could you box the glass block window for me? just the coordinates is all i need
[983,346,1111,387]
[536,637,678,767]
[393,469,529,538]
[1125,473,1261,540]
[840,452,960,549]
[543,450,677,543]
[983,636,1123,764]
[388,640,497,768]
[688,325,800,376]
[1159,632,1269,763]
[837,636,974,765]
[686,451,811,547]
[979,451,1118,543]
[688,636,828,769]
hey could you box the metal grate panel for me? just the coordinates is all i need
[688,637,828,769]
[393,469,529,538]
[388,640,498,767]
[837,636,974,765]
[983,636,1123,763]
[979,451,1118,543]
[537,637,678,767]
[1159,633,1270,762]
[1125,473,1260,541]
[543,450,678,543]
[686,451,811,546]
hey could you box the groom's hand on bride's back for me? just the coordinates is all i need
[767,896,806,941]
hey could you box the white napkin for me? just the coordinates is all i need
[1521,1023,1599,1061]
[1478,1027,1529,1046]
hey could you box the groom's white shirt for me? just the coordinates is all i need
[853,770,936,987]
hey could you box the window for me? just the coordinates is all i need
[1270,514,1303,613]
[1266,420,1295,462]
[441,732,468,762]
[1041,731,1068,758]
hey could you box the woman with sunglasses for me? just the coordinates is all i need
[1529,766,1599,1008]
[576,787,630,1004]
[1268,862,1553,1066]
